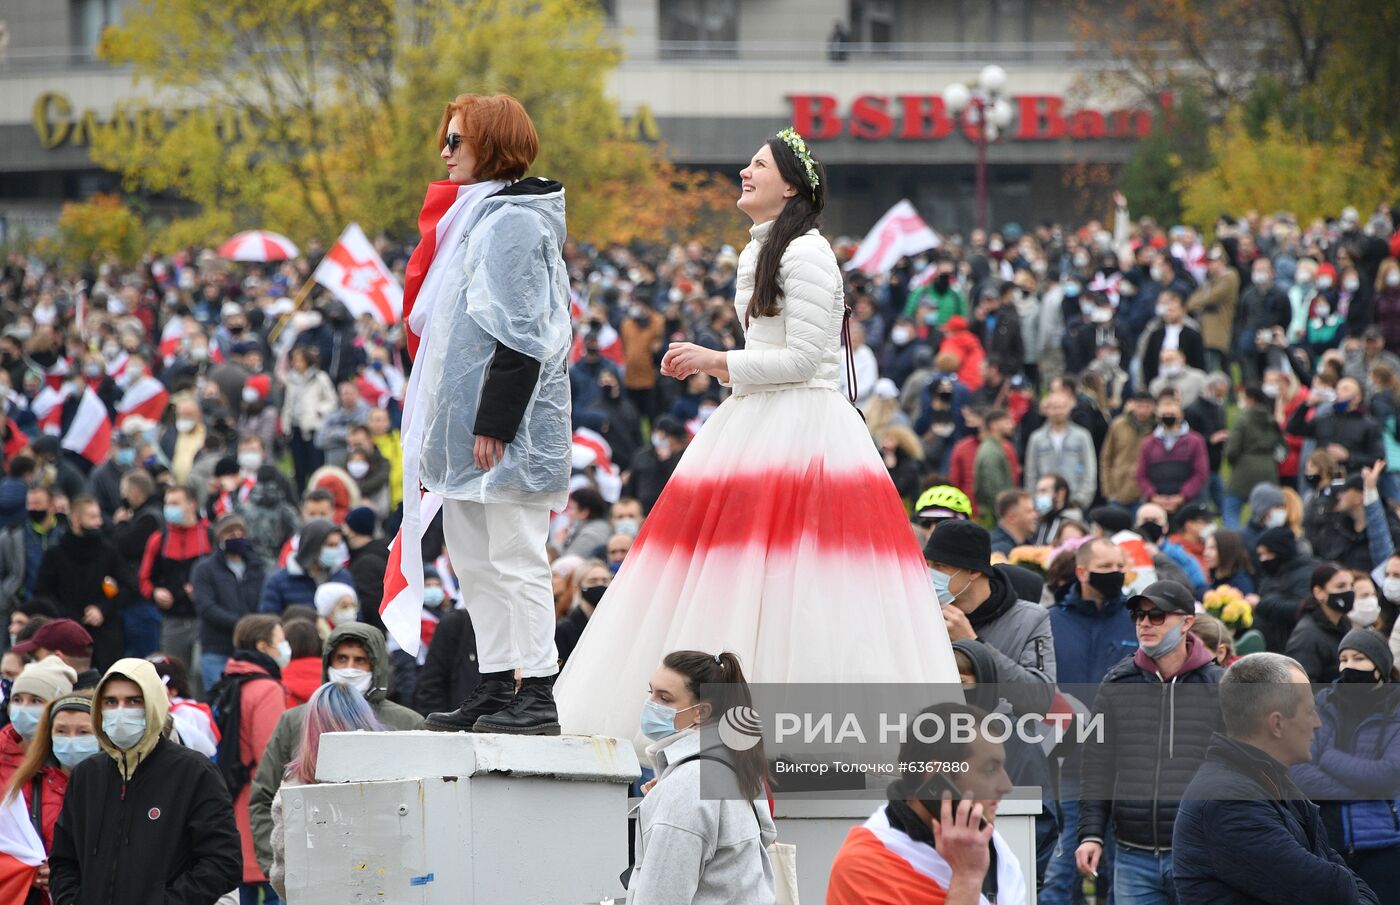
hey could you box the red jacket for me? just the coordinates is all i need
[948,437,1022,518]
[224,656,287,884]
[938,322,985,391]
[0,723,25,789]
[139,520,213,599]
[281,657,323,708]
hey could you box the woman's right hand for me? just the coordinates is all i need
[641,778,657,795]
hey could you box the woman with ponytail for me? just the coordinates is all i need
[627,650,775,905]
[556,130,957,743]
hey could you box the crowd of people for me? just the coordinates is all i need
[0,189,1399,904]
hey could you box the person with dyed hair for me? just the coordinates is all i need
[268,682,386,899]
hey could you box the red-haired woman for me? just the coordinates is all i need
[407,95,572,736]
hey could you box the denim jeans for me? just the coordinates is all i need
[200,651,229,691]
[1040,779,1116,905]
[1206,473,1225,516]
[1221,494,1246,530]
[1114,846,1176,905]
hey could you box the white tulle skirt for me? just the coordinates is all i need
[554,386,958,747]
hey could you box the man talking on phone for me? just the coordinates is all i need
[827,702,1027,905]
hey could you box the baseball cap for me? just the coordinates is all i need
[1125,580,1195,615]
[13,618,94,657]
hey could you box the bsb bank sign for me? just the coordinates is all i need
[787,92,1165,143]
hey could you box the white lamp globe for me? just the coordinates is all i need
[989,98,1014,128]
[942,82,971,113]
[979,64,1008,93]
[983,123,1000,143]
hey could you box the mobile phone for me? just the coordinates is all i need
[913,770,987,830]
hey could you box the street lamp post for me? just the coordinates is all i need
[942,65,1014,234]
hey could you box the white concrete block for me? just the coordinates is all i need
[315,730,641,784]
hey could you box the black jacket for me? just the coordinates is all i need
[191,550,267,656]
[413,608,481,716]
[976,304,1024,372]
[1286,405,1385,475]
[1236,284,1291,336]
[1141,323,1206,386]
[1172,735,1379,905]
[1184,396,1227,470]
[33,531,132,672]
[48,736,242,905]
[111,498,163,574]
[346,539,389,636]
[1308,507,1400,574]
[624,446,683,514]
[1255,554,1317,652]
[1285,607,1351,683]
[1079,637,1224,851]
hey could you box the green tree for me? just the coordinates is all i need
[53,194,148,266]
[1118,88,1212,224]
[1179,112,1398,228]
[93,0,727,250]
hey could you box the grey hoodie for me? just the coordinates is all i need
[247,621,424,871]
[629,728,778,905]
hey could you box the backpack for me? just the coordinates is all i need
[206,672,277,798]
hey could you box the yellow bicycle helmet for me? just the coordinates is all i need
[915,485,972,520]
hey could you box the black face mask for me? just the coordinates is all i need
[580,585,608,606]
[1304,473,1323,489]
[27,509,48,525]
[1137,521,1164,544]
[1159,415,1179,429]
[934,274,951,291]
[1259,557,1283,575]
[1327,591,1356,613]
[1339,666,1380,685]
[223,537,250,557]
[1087,570,1126,600]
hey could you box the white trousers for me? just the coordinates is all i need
[442,498,559,677]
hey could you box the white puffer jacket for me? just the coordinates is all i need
[727,222,844,396]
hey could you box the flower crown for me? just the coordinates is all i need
[776,127,820,192]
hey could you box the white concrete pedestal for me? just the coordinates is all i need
[281,731,641,905]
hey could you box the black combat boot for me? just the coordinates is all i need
[472,675,561,736]
[424,671,516,732]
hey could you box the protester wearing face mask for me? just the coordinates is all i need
[257,519,355,616]
[313,582,361,631]
[1076,580,1224,903]
[1287,563,1359,683]
[237,373,278,458]
[1288,377,1385,479]
[249,624,424,874]
[2,692,95,898]
[554,560,610,666]
[1374,260,1400,357]
[148,652,219,757]
[1236,257,1292,383]
[49,658,242,905]
[316,381,371,469]
[1306,464,1400,576]
[209,614,290,905]
[623,415,689,514]
[1,657,77,791]
[1291,628,1400,902]
[1168,502,1218,574]
[1141,291,1207,386]
[625,650,776,905]
[558,488,612,559]
[138,484,211,672]
[1136,391,1210,518]
[160,396,207,486]
[189,514,266,691]
[924,520,1055,718]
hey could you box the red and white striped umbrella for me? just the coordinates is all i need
[217,230,300,262]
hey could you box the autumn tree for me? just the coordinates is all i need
[92,0,740,251]
[53,195,148,266]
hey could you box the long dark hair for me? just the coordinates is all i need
[749,137,827,320]
[1300,561,1345,619]
[662,650,768,802]
[1212,529,1252,580]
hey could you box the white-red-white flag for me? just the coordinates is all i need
[116,374,170,427]
[844,200,942,276]
[61,386,112,464]
[380,180,504,655]
[30,385,70,435]
[313,224,403,324]
[0,790,44,900]
[158,317,186,364]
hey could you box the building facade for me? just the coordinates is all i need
[0,0,1159,241]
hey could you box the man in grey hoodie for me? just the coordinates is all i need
[248,621,424,872]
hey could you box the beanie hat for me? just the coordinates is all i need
[313,581,358,618]
[214,456,240,478]
[12,655,78,702]
[1257,526,1298,560]
[922,520,995,578]
[1339,628,1393,678]
[244,374,272,400]
[1249,483,1286,518]
[343,506,376,538]
[214,513,247,540]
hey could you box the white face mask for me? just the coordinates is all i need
[274,640,292,668]
[102,707,148,750]
[1348,596,1381,628]
[237,451,263,471]
[347,460,370,479]
[1266,509,1288,529]
[1387,272,1400,288]
[175,418,197,434]
[329,667,372,695]
[242,386,260,404]
[1383,576,1400,602]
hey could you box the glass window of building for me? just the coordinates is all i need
[659,0,738,58]
[71,0,126,59]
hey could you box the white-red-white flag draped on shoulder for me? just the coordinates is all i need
[312,223,404,324]
[379,180,497,654]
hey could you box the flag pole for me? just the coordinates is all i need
[267,277,317,344]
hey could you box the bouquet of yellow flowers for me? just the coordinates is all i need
[1007,545,1053,575]
[1204,585,1253,632]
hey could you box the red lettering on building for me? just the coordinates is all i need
[1014,96,1065,140]
[850,95,894,140]
[788,95,843,140]
[897,96,953,140]
[1069,110,1106,140]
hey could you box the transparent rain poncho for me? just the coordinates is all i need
[415,189,573,509]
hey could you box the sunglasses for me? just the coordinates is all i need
[445,132,463,153]
[1131,608,1170,625]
